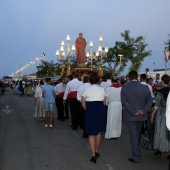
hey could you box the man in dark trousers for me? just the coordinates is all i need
[63,72,83,130]
[121,70,152,163]
[77,76,91,138]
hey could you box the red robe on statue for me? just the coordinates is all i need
[75,38,87,63]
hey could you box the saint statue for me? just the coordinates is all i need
[75,33,87,67]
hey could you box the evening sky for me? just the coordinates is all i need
[0,0,170,77]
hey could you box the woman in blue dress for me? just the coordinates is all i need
[82,72,106,163]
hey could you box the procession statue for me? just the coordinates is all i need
[75,33,87,67]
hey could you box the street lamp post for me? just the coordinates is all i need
[42,53,45,61]
[118,54,123,66]
[118,54,123,76]
[164,50,170,74]
[153,61,155,70]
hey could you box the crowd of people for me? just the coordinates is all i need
[31,70,170,164]
[1,70,170,165]
[16,80,36,96]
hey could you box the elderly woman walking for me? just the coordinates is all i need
[151,74,170,157]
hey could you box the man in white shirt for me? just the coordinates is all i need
[153,73,161,90]
[147,78,156,106]
[63,72,83,130]
[100,76,108,93]
[140,74,154,102]
[77,76,91,137]
[140,74,153,135]
[106,73,112,87]
[145,68,150,79]
[54,79,66,121]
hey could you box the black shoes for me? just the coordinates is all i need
[65,116,69,120]
[90,156,96,163]
[95,152,100,158]
[128,158,139,163]
[90,152,100,164]
[154,151,161,157]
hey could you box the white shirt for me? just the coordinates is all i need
[141,82,154,102]
[63,78,83,100]
[153,79,161,84]
[34,86,43,97]
[107,79,112,87]
[166,92,170,130]
[82,85,106,101]
[146,72,150,78]
[77,83,91,101]
[153,79,161,90]
[54,83,65,95]
[100,81,108,93]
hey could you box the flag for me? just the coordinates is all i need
[164,50,170,62]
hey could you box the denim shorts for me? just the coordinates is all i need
[44,103,54,111]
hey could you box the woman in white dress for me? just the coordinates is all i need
[105,78,122,139]
[34,80,45,119]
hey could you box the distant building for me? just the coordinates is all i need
[149,69,170,79]
[3,76,13,80]
[26,73,37,80]
[8,73,37,81]
[139,68,170,80]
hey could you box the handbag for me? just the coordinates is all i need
[142,137,152,150]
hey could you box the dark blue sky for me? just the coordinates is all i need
[0,0,170,77]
